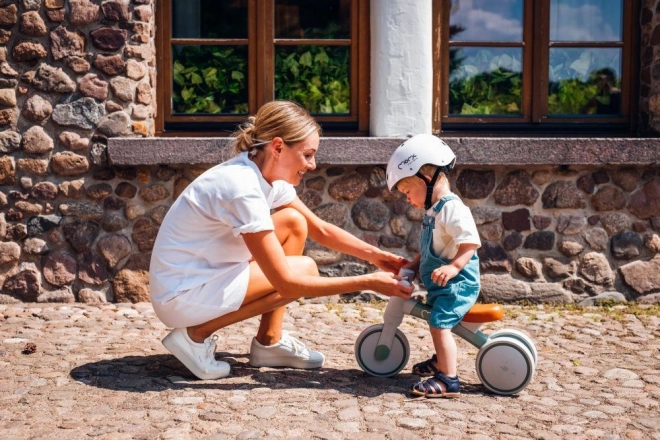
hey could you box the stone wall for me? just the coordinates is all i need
[0,0,156,304]
[1,1,659,305]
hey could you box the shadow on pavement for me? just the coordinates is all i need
[70,353,493,398]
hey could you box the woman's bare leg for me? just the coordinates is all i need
[187,208,311,343]
[256,207,308,345]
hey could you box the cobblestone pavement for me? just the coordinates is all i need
[1,300,660,440]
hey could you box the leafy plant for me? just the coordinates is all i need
[275,45,350,114]
[448,49,522,116]
[172,45,248,114]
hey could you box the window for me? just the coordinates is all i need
[433,0,639,134]
[156,0,370,135]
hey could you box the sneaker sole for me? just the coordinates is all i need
[249,356,324,369]
[162,331,231,380]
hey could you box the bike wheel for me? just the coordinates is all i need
[354,324,410,377]
[476,336,535,395]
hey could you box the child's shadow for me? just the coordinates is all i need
[69,351,493,398]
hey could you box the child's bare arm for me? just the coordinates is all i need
[431,243,478,287]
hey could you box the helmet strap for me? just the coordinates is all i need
[415,167,443,210]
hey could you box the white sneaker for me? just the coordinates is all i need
[162,328,231,380]
[249,331,325,369]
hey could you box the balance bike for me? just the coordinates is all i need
[354,272,537,395]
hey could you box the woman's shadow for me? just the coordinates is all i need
[69,350,488,397]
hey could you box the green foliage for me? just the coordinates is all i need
[547,79,597,115]
[275,45,350,114]
[449,50,522,116]
[172,45,248,115]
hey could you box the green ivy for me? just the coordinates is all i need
[449,67,522,116]
[172,45,248,115]
[275,45,350,114]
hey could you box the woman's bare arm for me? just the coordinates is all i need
[283,197,408,273]
[242,229,412,299]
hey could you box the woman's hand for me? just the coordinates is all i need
[369,271,414,299]
[371,250,408,274]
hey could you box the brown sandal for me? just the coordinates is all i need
[411,354,438,377]
[410,372,461,398]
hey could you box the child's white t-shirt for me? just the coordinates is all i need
[149,152,296,306]
[429,195,481,260]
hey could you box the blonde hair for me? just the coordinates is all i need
[396,164,450,190]
[232,100,322,157]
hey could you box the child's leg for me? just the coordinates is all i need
[430,326,457,377]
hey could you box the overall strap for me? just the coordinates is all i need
[432,194,460,214]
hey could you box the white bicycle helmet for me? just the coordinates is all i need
[386,134,456,209]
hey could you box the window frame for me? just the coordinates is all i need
[156,0,370,136]
[432,0,640,135]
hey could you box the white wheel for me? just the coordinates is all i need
[354,324,410,377]
[489,329,538,366]
[476,336,535,395]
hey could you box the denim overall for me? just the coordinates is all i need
[419,194,480,329]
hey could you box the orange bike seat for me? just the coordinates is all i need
[462,304,503,323]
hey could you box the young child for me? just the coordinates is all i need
[385,134,481,398]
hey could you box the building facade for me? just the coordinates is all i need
[0,0,659,305]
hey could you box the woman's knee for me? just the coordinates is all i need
[294,255,319,277]
[274,207,308,238]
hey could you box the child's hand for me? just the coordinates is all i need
[431,265,459,287]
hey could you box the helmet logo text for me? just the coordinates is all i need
[398,154,418,170]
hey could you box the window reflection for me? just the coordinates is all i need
[550,0,622,42]
[448,47,523,116]
[275,0,350,39]
[547,48,621,115]
[449,0,523,42]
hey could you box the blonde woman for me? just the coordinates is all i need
[150,100,412,380]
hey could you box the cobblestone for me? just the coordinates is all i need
[0,301,659,439]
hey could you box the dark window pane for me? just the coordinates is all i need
[172,45,248,115]
[448,47,523,116]
[173,0,248,39]
[274,45,350,114]
[449,0,523,42]
[275,0,350,39]
[550,0,622,42]
[547,48,621,115]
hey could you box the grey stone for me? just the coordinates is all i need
[313,203,348,228]
[77,288,107,303]
[0,130,21,153]
[109,77,136,102]
[97,111,131,136]
[579,291,627,306]
[23,238,48,255]
[579,252,614,286]
[0,88,16,107]
[22,64,75,93]
[37,288,75,303]
[583,227,609,251]
[600,213,632,236]
[479,273,531,303]
[62,219,100,253]
[26,215,62,236]
[471,207,501,225]
[556,214,587,235]
[59,202,103,221]
[351,199,389,231]
[543,257,576,280]
[69,0,100,26]
[515,257,542,280]
[529,283,573,304]
[52,97,105,129]
[101,211,128,232]
[558,237,585,257]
